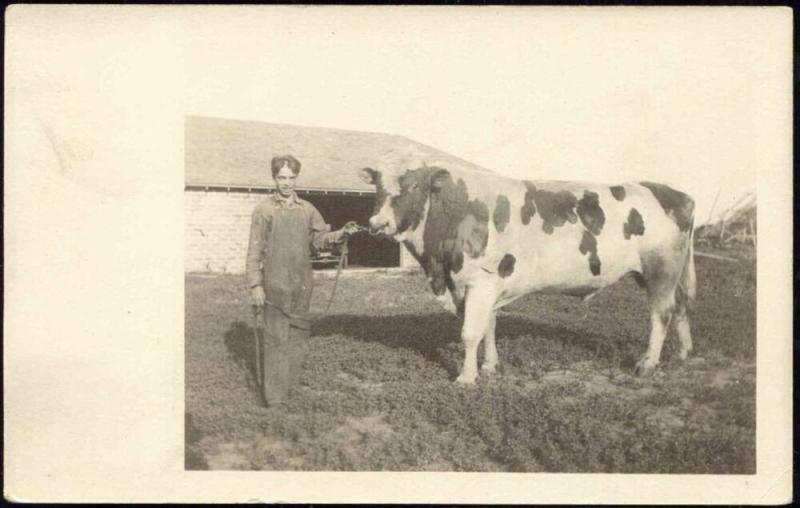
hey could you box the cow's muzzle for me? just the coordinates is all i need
[368,217,394,236]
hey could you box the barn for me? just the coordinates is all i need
[184,115,490,274]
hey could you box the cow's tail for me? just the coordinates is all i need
[677,219,697,309]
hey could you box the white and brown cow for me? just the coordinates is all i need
[359,162,696,384]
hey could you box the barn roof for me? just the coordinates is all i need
[185,115,492,193]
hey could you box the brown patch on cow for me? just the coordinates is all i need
[521,181,538,225]
[521,181,579,234]
[576,190,606,236]
[640,182,695,232]
[610,185,626,201]
[579,231,601,276]
[422,169,489,284]
[390,169,432,232]
[498,254,516,278]
[427,257,448,296]
[624,208,646,239]
[493,194,511,232]
[531,187,579,234]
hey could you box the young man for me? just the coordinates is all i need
[246,154,359,406]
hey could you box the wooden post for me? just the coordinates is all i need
[705,186,722,226]
[695,251,739,262]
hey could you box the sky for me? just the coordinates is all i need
[9,6,789,224]
[178,7,788,224]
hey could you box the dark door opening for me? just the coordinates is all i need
[300,193,400,268]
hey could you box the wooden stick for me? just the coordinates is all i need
[705,186,722,225]
[695,251,740,262]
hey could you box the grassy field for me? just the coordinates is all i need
[185,249,756,472]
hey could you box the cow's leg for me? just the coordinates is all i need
[481,310,498,374]
[635,254,680,377]
[671,302,692,360]
[635,305,673,377]
[455,280,497,385]
[672,247,695,361]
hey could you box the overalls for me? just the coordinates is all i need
[246,195,341,405]
[260,202,314,405]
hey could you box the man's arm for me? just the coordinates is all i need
[308,206,345,252]
[246,206,267,291]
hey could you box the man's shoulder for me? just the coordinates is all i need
[252,196,277,215]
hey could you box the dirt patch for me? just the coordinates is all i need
[328,414,395,444]
[646,406,686,431]
[533,364,657,402]
[709,369,743,388]
[203,442,252,470]
[336,371,385,393]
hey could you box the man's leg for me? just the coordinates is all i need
[261,305,292,405]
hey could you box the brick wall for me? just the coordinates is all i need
[185,189,264,273]
[185,189,416,273]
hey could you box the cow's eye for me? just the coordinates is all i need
[409,183,418,191]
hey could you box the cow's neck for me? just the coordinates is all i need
[396,196,429,259]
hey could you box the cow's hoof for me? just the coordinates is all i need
[455,372,478,385]
[634,360,657,377]
[481,362,497,375]
[678,349,692,361]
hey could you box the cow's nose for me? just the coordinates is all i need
[368,217,389,234]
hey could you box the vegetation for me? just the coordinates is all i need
[185,248,756,472]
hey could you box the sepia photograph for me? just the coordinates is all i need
[184,11,759,473]
[5,5,791,503]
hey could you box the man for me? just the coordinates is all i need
[246,154,359,406]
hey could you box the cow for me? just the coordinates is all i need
[358,161,696,384]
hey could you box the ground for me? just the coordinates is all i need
[185,248,756,472]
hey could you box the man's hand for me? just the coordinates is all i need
[340,221,362,237]
[251,285,266,307]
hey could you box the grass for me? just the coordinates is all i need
[185,249,756,472]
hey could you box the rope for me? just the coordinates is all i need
[323,236,349,315]
[322,222,371,315]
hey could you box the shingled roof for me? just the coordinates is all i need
[185,115,491,193]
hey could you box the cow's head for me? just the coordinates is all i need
[359,165,450,242]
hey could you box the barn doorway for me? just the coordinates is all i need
[300,192,400,269]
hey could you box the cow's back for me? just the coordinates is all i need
[452,177,694,302]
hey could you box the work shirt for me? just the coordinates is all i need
[245,192,344,289]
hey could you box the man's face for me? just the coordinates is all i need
[274,164,298,197]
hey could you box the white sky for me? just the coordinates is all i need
[8,6,789,223]
[179,7,788,224]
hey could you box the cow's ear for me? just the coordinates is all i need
[430,168,451,192]
[359,167,379,185]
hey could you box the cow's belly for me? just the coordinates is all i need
[494,226,642,306]
[535,243,638,289]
